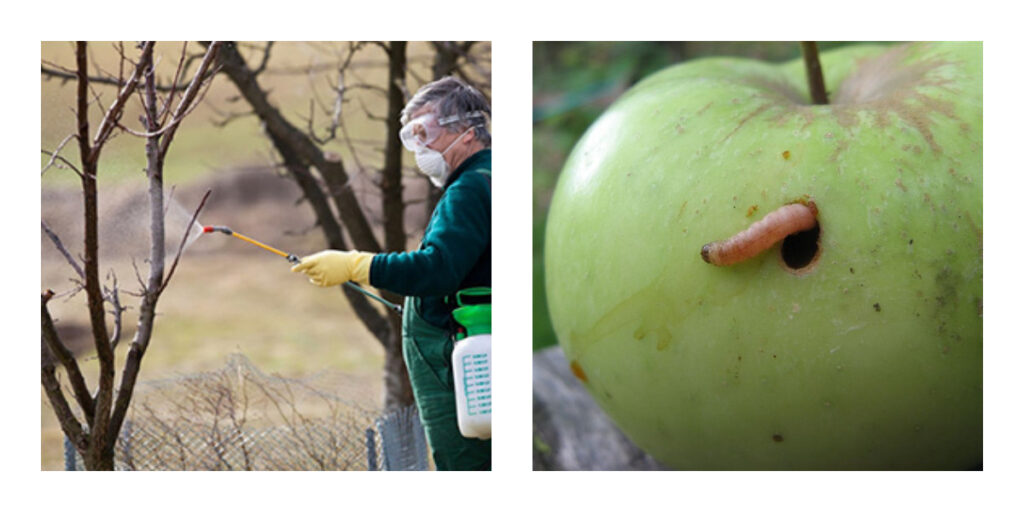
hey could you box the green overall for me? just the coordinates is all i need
[401,296,491,470]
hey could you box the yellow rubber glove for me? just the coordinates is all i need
[291,250,374,287]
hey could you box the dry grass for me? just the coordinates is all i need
[40,165,390,471]
[41,241,389,469]
[41,168,389,468]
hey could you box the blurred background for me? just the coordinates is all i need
[532,41,869,352]
[40,41,490,470]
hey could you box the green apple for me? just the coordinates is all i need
[544,42,981,469]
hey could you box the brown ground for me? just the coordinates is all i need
[39,169,424,469]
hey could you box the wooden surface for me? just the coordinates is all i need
[532,347,667,470]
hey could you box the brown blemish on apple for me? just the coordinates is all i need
[655,326,672,351]
[705,44,971,169]
[772,434,784,443]
[828,137,849,162]
[721,103,772,143]
[782,150,791,160]
[960,209,982,259]
[831,44,964,154]
[675,200,688,221]
[569,360,588,383]
[746,205,759,218]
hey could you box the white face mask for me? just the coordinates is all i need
[414,129,471,187]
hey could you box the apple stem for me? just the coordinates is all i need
[800,42,829,105]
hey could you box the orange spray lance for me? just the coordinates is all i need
[202,225,402,314]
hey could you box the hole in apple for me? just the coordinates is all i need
[781,222,821,271]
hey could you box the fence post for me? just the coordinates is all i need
[375,405,429,470]
[120,419,134,470]
[63,435,76,471]
[365,428,378,470]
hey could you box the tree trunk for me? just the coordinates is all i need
[379,42,414,410]
[211,41,414,408]
[381,41,407,256]
[383,316,414,409]
[43,41,218,471]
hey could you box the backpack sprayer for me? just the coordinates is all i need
[202,225,402,315]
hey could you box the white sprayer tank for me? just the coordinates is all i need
[451,288,492,440]
[453,332,491,439]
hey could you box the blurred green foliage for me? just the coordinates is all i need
[532,42,868,351]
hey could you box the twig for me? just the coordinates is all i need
[90,42,155,160]
[40,152,83,178]
[252,41,274,76]
[131,257,147,293]
[159,42,222,156]
[41,134,82,177]
[160,189,211,293]
[41,220,84,279]
[158,42,190,125]
[42,64,207,94]
[105,270,127,352]
[356,96,386,122]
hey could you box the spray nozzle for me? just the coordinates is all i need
[203,225,234,235]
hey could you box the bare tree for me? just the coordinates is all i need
[40,41,222,470]
[207,41,490,410]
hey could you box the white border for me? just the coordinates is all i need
[10,1,1022,510]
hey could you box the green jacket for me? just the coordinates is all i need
[370,149,491,329]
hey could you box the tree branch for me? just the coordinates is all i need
[41,63,211,94]
[160,189,210,293]
[41,344,87,454]
[41,134,81,177]
[103,48,166,450]
[104,270,127,352]
[381,41,407,255]
[252,41,274,76]
[41,220,84,279]
[159,42,222,157]
[158,42,190,125]
[42,292,95,424]
[90,42,155,164]
[75,41,117,469]
[210,41,382,253]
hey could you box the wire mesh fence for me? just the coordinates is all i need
[64,354,428,471]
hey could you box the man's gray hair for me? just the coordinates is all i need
[402,76,491,147]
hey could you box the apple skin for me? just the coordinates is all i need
[544,42,981,469]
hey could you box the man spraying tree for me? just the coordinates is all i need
[291,77,491,471]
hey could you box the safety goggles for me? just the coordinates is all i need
[399,111,487,151]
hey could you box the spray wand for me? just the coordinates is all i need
[203,225,402,315]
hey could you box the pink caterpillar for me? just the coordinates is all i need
[701,202,818,266]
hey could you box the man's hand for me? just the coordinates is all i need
[291,250,374,287]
